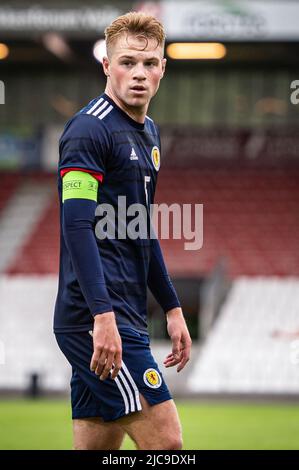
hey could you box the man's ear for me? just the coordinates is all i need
[102,56,110,77]
[161,58,167,78]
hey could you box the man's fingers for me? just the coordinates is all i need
[164,352,178,362]
[100,355,114,380]
[164,352,174,360]
[171,335,181,358]
[110,351,122,380]
[175,334,192,372]
[164,351,182,367]
[100,361,112,380]
[177,358,189,372]
[180,339,192,368]
[164,346,191,371]
[177,349,191,373]
[95,355,106,376]
[90,352,100,372]
[92,350,122,380]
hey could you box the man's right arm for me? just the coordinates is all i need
[62,171,122,380]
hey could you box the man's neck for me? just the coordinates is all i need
[105,87,147,124]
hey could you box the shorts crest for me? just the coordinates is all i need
[143,368,162,388]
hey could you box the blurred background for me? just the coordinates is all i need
[0,0,299,449]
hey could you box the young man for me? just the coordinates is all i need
[54,11,192,450]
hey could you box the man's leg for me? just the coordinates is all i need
[73,417,125,450]
[117,394,183,450]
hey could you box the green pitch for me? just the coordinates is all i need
[0,399,298,450]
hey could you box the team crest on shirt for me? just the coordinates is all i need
[151,146,160,171]
[143,368,162,388]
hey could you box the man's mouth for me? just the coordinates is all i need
[130,86,146,92]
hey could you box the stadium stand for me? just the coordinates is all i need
[7,192,59,275]
[156,167,299,278]
[0,173,22,214]
[188,277,299,395]
[0,173,55,272]
[0,275,70,392]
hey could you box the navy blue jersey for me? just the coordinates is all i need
[54,93,165,334]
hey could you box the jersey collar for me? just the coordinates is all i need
[103,93,146,130]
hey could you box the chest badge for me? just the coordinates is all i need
[151,146,160,171]
[130,147,138,160]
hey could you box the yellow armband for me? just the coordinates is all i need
[62,171,98,203]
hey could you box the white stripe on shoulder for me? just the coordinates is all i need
[121,361,142,411]
[114,376,130,415]
[98,104,113,120]
[145,115,153,122]
[86,97,104,115]
[92,100,109,117]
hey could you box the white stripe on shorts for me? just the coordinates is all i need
[121,361,142,411]
[114,376,129,415]
[118,370,136,412]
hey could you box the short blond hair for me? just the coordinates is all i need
[105,11,165,57]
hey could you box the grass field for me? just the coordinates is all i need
[0,399,298,450]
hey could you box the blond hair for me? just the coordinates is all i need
[105,11,165,57]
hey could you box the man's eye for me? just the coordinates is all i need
[122,61,133,66]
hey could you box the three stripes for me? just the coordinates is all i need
[86,97,113,120]
[115,361,142,415]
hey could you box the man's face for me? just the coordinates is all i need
[103,34,166,111]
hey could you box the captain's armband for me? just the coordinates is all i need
[62,170,98,202]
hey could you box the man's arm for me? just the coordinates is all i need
[148,238,192,372]
[62,171,122,380]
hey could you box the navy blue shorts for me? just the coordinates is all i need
[55,327,172,422]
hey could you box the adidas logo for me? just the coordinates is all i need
[130,147,138,160]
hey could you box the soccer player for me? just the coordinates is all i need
[54,11,192,450]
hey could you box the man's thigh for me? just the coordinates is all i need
[118,394,183,450]
[73,417,125,450]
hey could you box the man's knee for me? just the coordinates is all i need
[135,433,183,450]
[160,433,183,450]
[133,422,183,450]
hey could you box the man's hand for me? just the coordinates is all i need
[90,311,122,381]
[164,307,192,373]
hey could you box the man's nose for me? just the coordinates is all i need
[132,64,146,80]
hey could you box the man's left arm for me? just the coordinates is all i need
[147,238,192,372]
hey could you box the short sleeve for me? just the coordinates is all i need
[59,113,111,177]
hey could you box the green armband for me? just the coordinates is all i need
[62,170,98,203]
